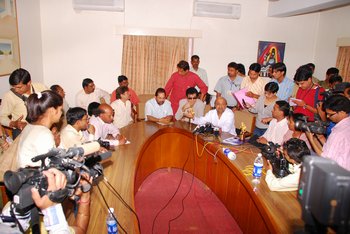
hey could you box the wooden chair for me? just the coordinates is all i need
[234,109,257,134]
[136,94,154,121]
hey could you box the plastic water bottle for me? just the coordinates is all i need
[223,148,236,161]
[106,208,118,234]
[252,153,263,183]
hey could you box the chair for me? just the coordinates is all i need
[136,94,154,121]
[234,109,257,134]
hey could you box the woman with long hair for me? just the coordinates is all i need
[17,90,63,168]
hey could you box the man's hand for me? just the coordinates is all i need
[159,116,172,124]
[257,137,268,144]
[261,117,273,124]
[10,115,27,130]
[246,91,257,99]
[87,124,95,135]
[31,168,67,210]
[116,134,127,145]
[292,99,306,107]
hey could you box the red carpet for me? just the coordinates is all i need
[135,168,242,233]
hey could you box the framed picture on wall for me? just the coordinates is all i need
[257,41,285,77]
[0,0,20,76]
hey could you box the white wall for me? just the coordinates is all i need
[0,0,43,98]
[313,5,350,80]
[2,0,348,106]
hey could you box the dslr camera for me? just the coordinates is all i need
[193,122,220,137]
[261,142,290,178]
[4,142,111,211]
[294,120,327,135]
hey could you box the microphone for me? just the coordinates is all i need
[84,151,112,167]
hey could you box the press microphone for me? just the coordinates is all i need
[84,151,112,167]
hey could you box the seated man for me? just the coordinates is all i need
[265,138,310,191]
[306,95,350,171]
[145,88,173,124]
[191,97,236,135]
[0,68,47,138]
[89,103,126,145]
[175,87,205,122]
[50,84,69,114]
[60,107,95,149]
[75,78,110,110]
[256,100,290,145]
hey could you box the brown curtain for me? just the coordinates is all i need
[336,46,350,82]
[122,35,188,94]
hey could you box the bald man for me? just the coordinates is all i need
[191,97,236,135]
[89,103,126,145]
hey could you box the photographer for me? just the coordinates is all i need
[265,138,310,191]
[2,168,91,233]
[306,95,350,171]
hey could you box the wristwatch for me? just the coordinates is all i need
[303,104,307,109]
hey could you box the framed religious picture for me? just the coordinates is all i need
[257,41,285,77]
[0,0,20,76]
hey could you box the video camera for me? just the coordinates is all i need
[294,120,327,135]
[193,122,220,137]
[261,142,290,178]
[4,142,111,211]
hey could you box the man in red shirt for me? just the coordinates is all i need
[292,65,325,122]
[165,60,208,114]
[111,75,139,105]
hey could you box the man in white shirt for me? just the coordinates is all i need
[257,100,290,145]
[0,68,47,138]
[190,55,209,95]
[89,103,126,145]
[191,97,236,135]
[60,107,95,149]
[75,78,110,110]
[145,88,173,124]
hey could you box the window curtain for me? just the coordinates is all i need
[336,46,350,82]
[122,35,189,94]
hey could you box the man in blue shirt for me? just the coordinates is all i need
[214,62,243,109]
[271,62,294,101]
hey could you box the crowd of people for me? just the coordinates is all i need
[0,55,349,232]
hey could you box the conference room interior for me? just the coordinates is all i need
[0,0,350,233]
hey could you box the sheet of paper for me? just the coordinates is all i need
[289,98,301,107]
[232,88,256,108]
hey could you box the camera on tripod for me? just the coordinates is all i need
[3,142,111,211]
[261,142,290,178]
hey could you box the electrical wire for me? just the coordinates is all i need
[103,177,141,233]
[167,135,196,233]
[96,183,128,234]
[151,139,192,234]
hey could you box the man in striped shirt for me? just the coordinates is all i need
[271,62,294,101]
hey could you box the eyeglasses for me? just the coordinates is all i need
[187,97,197,100]
[326,112,337,118]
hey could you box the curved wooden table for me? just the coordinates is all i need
[68,121,303,233]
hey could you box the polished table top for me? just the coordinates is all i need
[67,121,303,233]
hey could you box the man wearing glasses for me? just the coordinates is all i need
[175,87,205,121]
[306,95,350,171]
